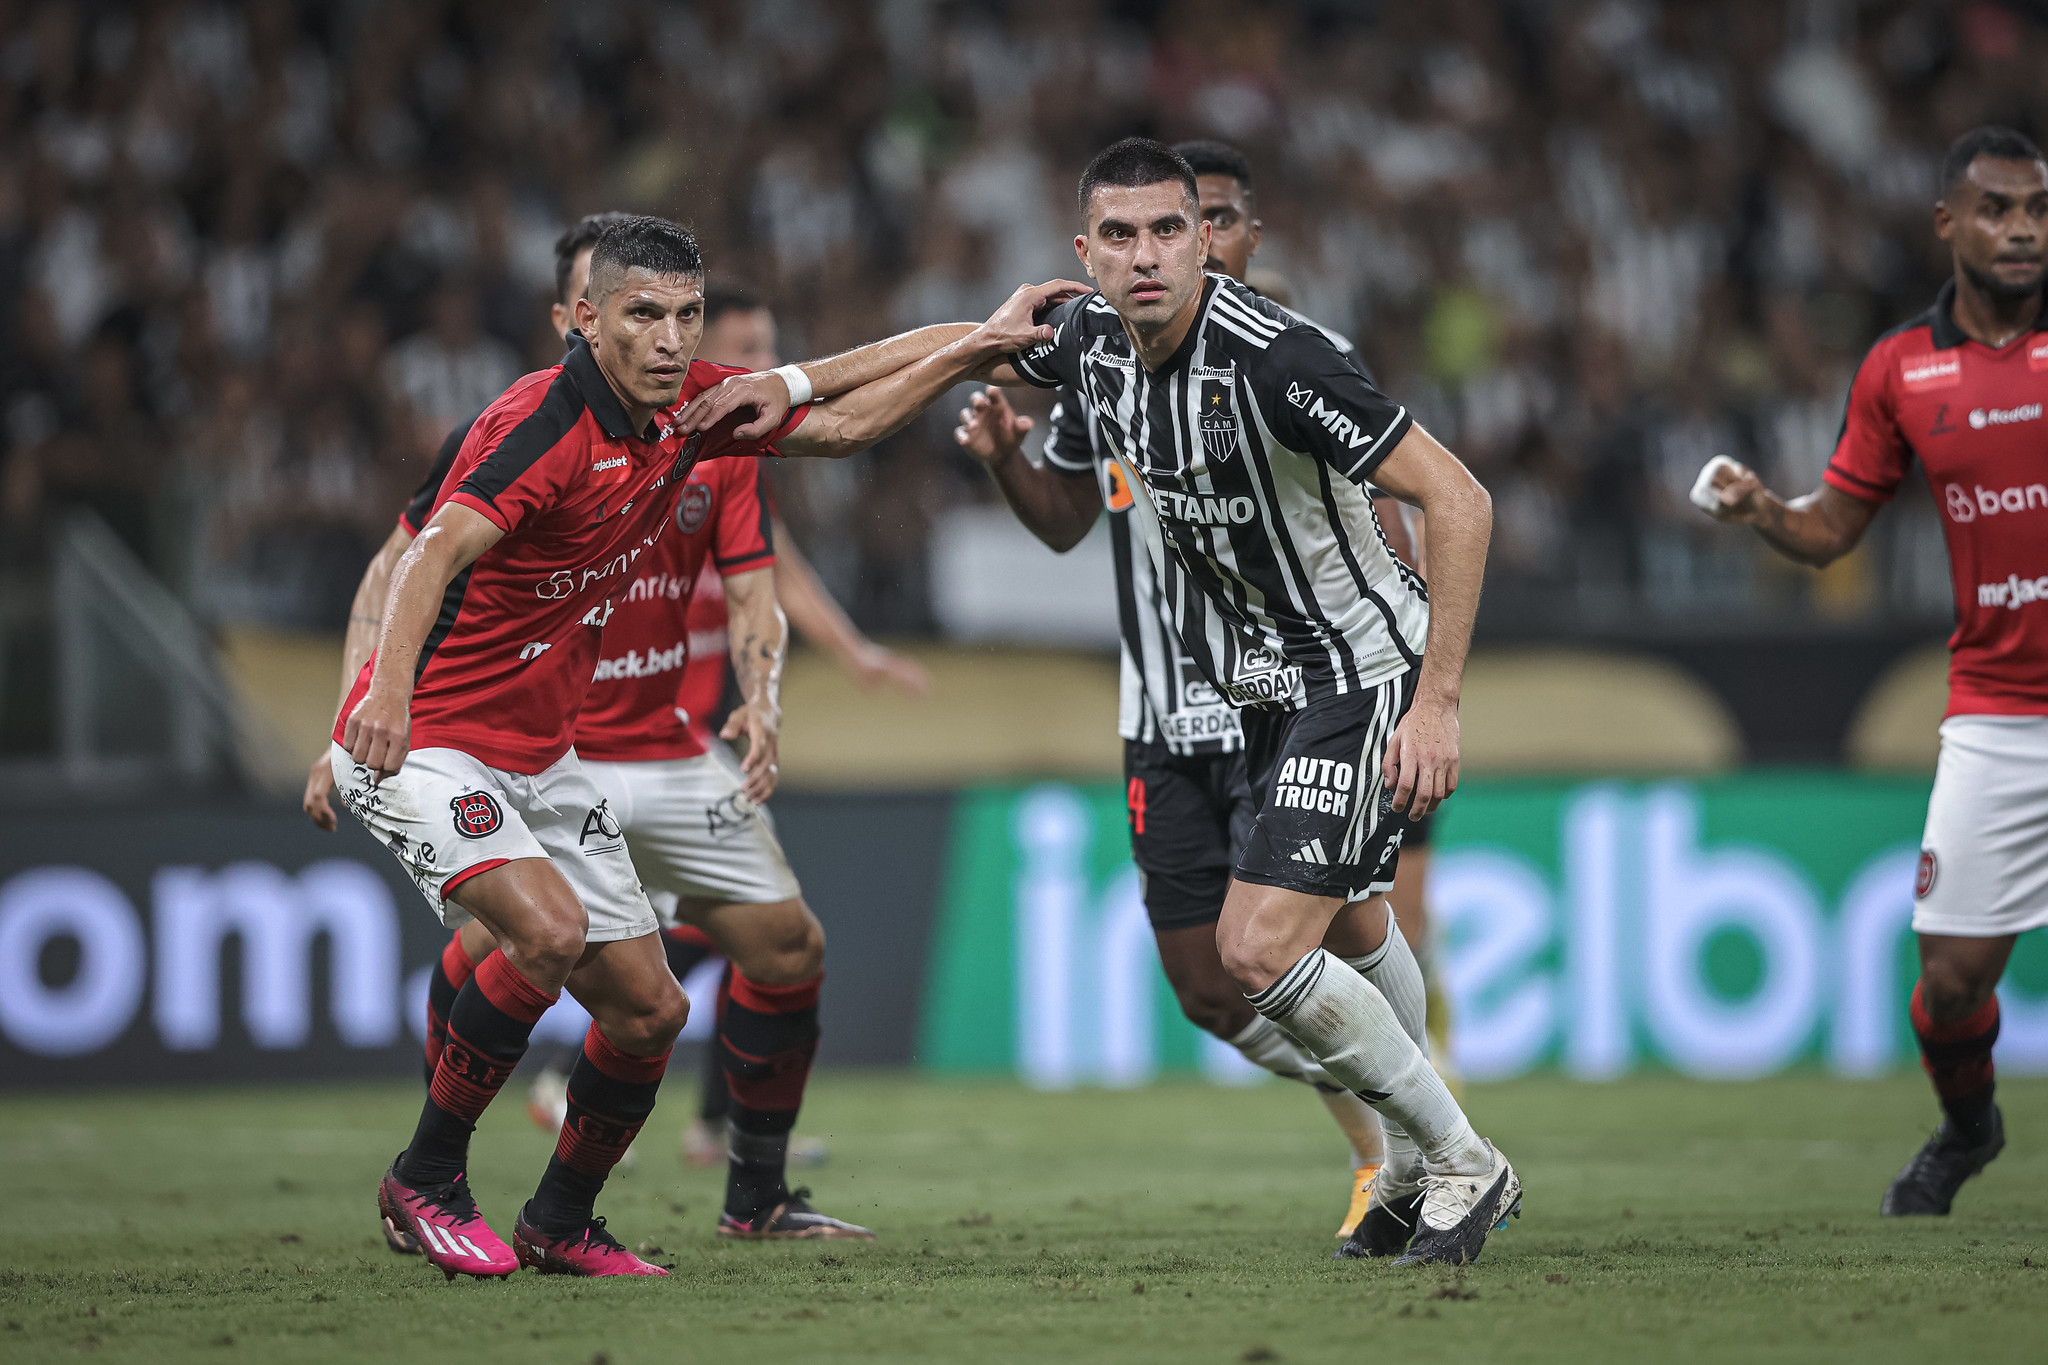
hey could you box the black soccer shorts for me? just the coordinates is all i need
[1123,737,1256,932]
[1237,670,1417,901]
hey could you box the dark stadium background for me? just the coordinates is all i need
[3,0,2047,1091]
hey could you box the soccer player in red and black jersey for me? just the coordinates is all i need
[1700,127,2048,1217]
[336,214,1076,1278]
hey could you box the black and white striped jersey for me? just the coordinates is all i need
[1040,298,1374,754]
[1016,275,1428,713]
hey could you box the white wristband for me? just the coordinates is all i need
[770,364,813,408]
[1689,455,1743,513]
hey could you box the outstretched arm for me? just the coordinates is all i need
[718,567,787,804]
[305,520,416,828]
[1368,425,1493,819]
[342,504,503,778]
[953,387,1102,552]
[771,521,929,696]
[682,281,1090,440]
[772,282,1085,459]
[1695,458,1879,567]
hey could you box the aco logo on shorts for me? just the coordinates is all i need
[1916,848,1938,900]
[450,790,504,840]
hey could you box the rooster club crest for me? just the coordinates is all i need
[1198,377,1239,462]
[677,480,714,534]
[449,790,504,840]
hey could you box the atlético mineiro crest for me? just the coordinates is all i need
[450,790,504,840]
[678,480,713,534]
[1916,848,1937,900]
[1198,376,1238,462]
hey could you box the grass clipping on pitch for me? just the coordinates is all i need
[2,1073,2046,1363]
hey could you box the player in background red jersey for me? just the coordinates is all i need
[338,212,1082,1276]
[1699,127,2048,1217]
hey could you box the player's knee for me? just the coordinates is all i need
[736,902,825,984]
[1216,935,1282,994]
[1171,981,1243,1037]
[505,915,585,983]
[1920,957,1996,1019]
[610,978,689,1054]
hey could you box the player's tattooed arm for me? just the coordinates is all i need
[1368,425,1493,820]
[307,521,419,828]
[1695,458,1879,567]
[719,567,787,804]
[953,387,1102,552]
[343,504,504,779]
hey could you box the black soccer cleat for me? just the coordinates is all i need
[717,1186,876,1241]
[1335,1188,1425,1259]
[1880,1108,2004,1217]
[1393,1145,1521,1267]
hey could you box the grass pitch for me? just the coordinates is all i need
[3,1073,2046,1364]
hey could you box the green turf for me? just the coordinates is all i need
[2,1073,2045,1364]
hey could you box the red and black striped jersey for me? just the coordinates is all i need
[572,456,777,762]
[333,331,804,772]
[1824,280,2048,717]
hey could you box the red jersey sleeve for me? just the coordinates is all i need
[1822,342,1912,505]
[444,374,582,534]
[711,460,777,575]
[684,360,812,461]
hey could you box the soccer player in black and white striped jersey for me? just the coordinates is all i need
[979,139,1515,1265]
[953,139,1433,1251]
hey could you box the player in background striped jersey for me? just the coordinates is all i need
[952,140,1435,1246]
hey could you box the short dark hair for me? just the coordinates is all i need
[1174,140,1254,194]
[1077,137,1198,216]
[586,215,705,303]
[704,283,766,329]
[1940,126,2047,198]
[553,212,635,304]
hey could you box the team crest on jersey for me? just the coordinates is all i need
[678,480,714,534]
[1198,376,1239,462]
[449,791,504,840]
[1916,848,1938,899]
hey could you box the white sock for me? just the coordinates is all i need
[1247,948,1488,1177]
[1343,919,1427,1054]
[1229,1014,1384,1167]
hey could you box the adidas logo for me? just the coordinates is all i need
[415,1222,494,1261]
[1292,838,1330,865]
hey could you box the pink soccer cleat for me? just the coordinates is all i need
[512,1211,670,1277]
[378,1162,518,1280]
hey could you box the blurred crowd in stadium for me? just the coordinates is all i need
[0,0,2039,634]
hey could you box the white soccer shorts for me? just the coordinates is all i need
[1913,714,2048,938]
[579,744,803,909]
[330,742,659,942]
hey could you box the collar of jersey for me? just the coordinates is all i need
[563,329,664,442]
[1927,277,2048,350]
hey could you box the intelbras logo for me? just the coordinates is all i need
[1285,382,1376,449]
[1968,403,2042,429]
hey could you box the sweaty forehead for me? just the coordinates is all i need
[1089,181,1196,229]
[602,267,706,306]
[1960,156,2048,200]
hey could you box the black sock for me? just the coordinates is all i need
[422,933,477,1085]
[717,970,821,1219]
[399,952,554,1186]
[526,1025,669,1235]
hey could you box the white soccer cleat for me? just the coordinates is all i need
[1392,1143,1520,1267]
